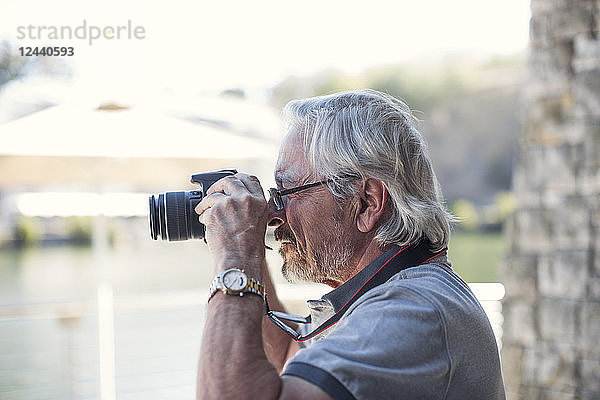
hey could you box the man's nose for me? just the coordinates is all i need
[267,198,285,227]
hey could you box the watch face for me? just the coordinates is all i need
[222,269,248,292]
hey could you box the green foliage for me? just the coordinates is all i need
[366,64,467,111]
[269,57,477,111]
[450,193,516,232]
[66,217,92,245]
[448,232,504,282]
[482,53,525,69]
[452,199,479,231]
[14,217,41,247]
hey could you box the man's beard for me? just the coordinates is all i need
[274,222,353,284]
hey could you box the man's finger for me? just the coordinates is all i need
[206,175,247,197]
[234,173,265,199]
[197,207,210,226]
[194,192,226,216]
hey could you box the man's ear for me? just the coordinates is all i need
[356,178,387,233]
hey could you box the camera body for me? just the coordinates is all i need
[149,169,237,241]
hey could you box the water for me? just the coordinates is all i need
[0,237,294,303]
[0,231,301,400]
[0,231,503,400]
[1,243,206,303]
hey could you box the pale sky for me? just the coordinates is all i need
[0,0,531,215]
[1,0,530,96]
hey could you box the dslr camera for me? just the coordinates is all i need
[148,169,237,241]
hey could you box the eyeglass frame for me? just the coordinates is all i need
[268,180,329,211]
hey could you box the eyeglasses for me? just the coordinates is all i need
[268,180,329,211]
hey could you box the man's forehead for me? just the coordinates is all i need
[274,130,310,185]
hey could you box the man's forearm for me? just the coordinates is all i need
[260,260,301,372]
[197,292,281,400]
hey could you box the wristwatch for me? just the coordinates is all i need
[208,268,265,303]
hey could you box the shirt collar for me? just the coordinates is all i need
[322,245,401,312]
[320,238,446,313]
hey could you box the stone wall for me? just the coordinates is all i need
[501,0,600,399]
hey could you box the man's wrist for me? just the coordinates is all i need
[208,267,266,304]
[208,290,265,306]
[214,255,264,279]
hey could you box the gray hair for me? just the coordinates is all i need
[283,89,453,251]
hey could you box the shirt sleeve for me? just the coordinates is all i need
[281,282,451,400]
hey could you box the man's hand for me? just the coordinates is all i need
[195,173,269,278]
[194,173,332,400]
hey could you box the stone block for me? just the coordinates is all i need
[530,2,595,44]
[501,344,524,397]
[588,278,600,300]
[511,208,552,253]
[522,346,538,387]
[582,120,600,172]
[581,301,600,354]
[593,196,600,230]
[508,1,600,397]
[530,0,568,13]
[579,169,600,199]
[530,0,596,13]
[573,36,600,73]
[501,255,538,302]
[504,301,537,346]
[515,146,579,195]
[550,200,591,248]
[596,232,600,276]
[581,358,600,392]
[553,119,587,145]
[523,78,571,108]
[536,388,577,400]
[538,299,579,341]
[542,146,580,192]
[525,93,573,125]
[595,1,600,34]
[535,341,578,390]
[538,251,588,299]
[513,147,547,193]
[582,391,600,400]
[574,69,600,117]
[518,385,541,400]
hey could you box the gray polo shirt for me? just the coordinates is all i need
[282,246,505,400]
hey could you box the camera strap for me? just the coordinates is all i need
[265,238,447,342]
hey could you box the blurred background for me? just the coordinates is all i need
[3,1,596,399]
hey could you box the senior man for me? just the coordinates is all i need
[195,89,505,400]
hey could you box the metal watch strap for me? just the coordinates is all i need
[208,276,220,301]
[243,279,265,297]
[207,269,265,303]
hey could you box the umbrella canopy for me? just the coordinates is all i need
[0,103,278,189]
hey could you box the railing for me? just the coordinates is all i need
[0,283,504,400]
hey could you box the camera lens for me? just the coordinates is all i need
[149,191,205,241]
[149,195,159,239]
[149,194,168,240]
[149,169,237,242]
[165,192,187,241]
